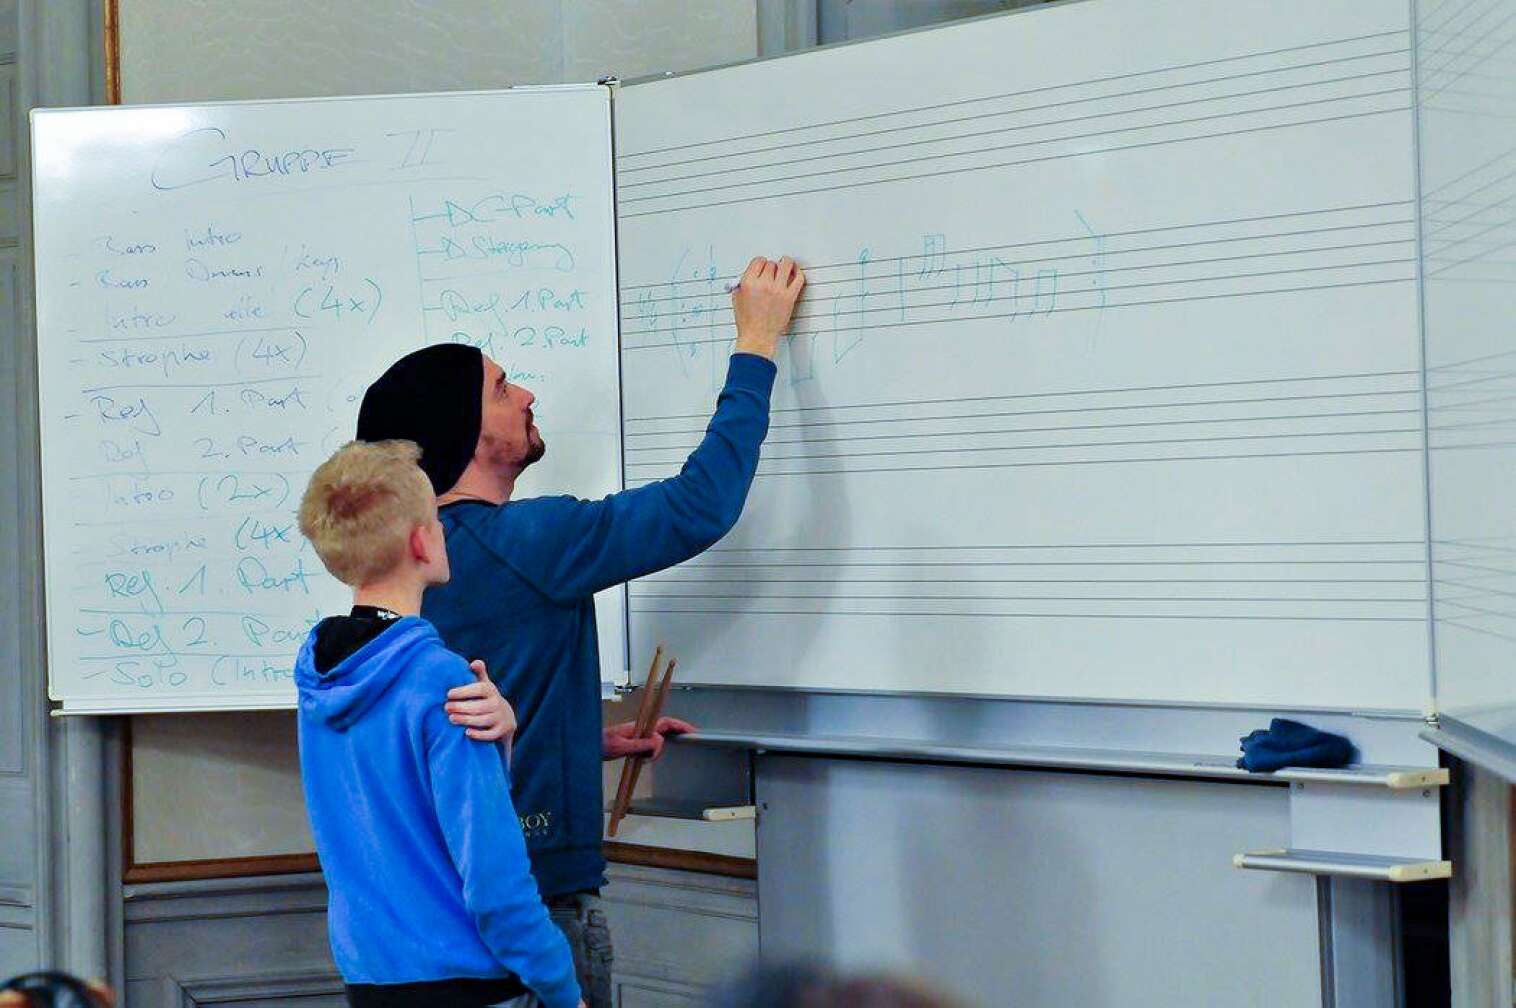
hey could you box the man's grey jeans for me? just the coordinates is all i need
[547,892,614,1008]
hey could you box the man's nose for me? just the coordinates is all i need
[523,387,536,407]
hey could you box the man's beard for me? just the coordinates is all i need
[522,435,546,467]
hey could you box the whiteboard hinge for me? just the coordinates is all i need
[1423,711,1441,730]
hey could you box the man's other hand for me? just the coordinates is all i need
[602,716,697,761]
[446,660,517,742]
[732,256,805,360]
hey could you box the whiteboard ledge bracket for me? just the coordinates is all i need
[1232,849,1451,882]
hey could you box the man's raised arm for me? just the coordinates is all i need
[481,256,806,604]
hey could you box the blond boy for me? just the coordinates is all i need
[295,440,582,1008]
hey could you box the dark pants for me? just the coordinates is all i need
[345,979,529,1007]
[547,892,613,1008]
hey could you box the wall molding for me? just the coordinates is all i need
[124,871,328,924]
[602,861,758,991]
[0,913,36,932]
[160,968,343,1007]
[122,863,756,1004]
[122,863,755,918]
[603,860,758,909]
[614,974,704,1005]
[0,883,33,908]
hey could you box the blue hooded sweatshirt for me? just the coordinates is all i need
[294,616,580,1008]
[424,352,776,898]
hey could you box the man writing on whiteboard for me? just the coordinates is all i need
[354,256,805,1007]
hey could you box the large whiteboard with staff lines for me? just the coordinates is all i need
[32,86,625,713]
[615,0,1434,712]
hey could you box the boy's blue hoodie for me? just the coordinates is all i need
[294,616,580,1008]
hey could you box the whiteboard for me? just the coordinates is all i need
[33,87,624,713]
[1417,0,1516,749]
[616,0,1433,711]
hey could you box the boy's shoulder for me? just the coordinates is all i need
[379,623,474,737]
[397,619,474,688]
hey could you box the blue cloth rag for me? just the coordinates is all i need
[1236,718,1355,772]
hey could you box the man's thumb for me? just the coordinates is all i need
[468,659,489,683]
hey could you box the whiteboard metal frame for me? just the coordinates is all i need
[681,729,1446,788]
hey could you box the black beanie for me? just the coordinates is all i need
[356,344,484,495]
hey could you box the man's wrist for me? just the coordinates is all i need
[733,335,777,359]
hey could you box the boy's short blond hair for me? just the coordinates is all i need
[298,440,435,586]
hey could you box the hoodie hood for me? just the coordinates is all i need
[295,616,437,731]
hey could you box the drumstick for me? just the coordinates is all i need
[607,648,664,836]
[621,658,677,819]
[608,656,677,836]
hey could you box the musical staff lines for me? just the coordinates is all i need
[1425,348,1516,449]
[1416,0,1516,285]
[622,203,1415,354]
[1416,0,1516,109]
[1432,537,1516,645]
[1424,354,1516,646]
[617,31,1410,217]
[1418,140,1516,283]
[626,370,1424,481]
[628,540,1427,623]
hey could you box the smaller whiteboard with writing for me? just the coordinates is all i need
[32,87,624,713]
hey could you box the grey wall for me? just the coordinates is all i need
[757,756,1321,1008]
[1446,760,1512,1006]
[116,0,759,103]
[4,0,116,984]
[0,0,37,981]
[817,0,1046,43]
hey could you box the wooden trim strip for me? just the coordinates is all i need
[603,841,757,880]
[124,852,321,885]
[102,0,121,104]
[125,846,753,884]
